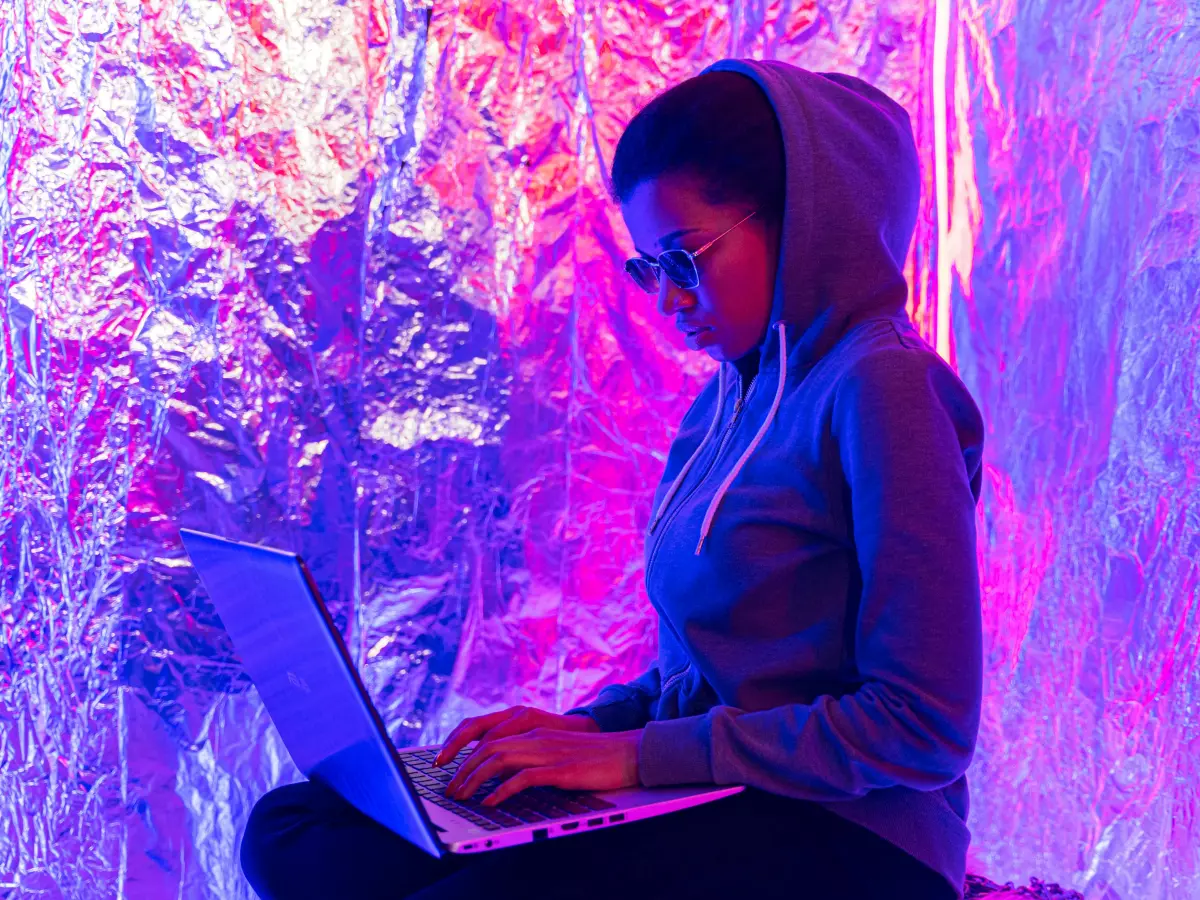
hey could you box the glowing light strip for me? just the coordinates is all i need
[932,0,953,362]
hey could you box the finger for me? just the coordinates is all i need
[441,710,516,753]
[451,754,513,800]
[483,766,570,807]
[448,730,544,796]
[436,709,518,766]
[472,711,546,743]
[445,739,495,796]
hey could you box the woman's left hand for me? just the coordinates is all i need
[441,728,642,806]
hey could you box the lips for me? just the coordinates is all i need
[678,324,711,337]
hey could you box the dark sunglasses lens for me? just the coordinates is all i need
[658,250,699,289]
[624,258,659,293]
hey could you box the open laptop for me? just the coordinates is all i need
[179,528,742,857]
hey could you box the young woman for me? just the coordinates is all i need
[241,59,984,900]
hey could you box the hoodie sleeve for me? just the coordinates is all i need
[636,344,985,798]
[564,663,662,733]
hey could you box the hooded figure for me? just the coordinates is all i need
[238,58,986,900]
[568,60,985,898]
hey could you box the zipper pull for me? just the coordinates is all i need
[733,376,755,415]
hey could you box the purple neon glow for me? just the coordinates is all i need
[1,0,1197,897]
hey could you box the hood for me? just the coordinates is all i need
[653,61,922,555]
[700,59,921,369]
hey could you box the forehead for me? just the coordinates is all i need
[620,173,729,250]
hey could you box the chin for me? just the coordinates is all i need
[710,343,738,362]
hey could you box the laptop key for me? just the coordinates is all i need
[530,805,570,819]
[573,794,615,811]
[475,808,519,826]
[508,808,547,823]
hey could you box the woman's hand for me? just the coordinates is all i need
[435,708,641,806]
[435,705,601,766]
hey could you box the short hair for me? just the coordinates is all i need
[609,71,785,226]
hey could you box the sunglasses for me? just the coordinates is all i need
[623,210,757,294]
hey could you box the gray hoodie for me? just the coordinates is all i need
[568,59,985,898]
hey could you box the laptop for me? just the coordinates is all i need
[179,528,743,857]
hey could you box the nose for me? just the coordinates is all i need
[657,277,694,318]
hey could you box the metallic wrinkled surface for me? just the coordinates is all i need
[0,0,1196,897]
[952,2,1200,897]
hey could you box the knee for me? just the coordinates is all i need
[240,781,326,898]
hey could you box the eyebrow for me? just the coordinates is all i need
[634,227,701,258]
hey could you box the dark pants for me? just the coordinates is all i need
[241,779,958,900]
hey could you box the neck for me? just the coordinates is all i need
[732,345,761,392]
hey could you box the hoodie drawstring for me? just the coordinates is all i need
[648,362,728,533]
[695,323,788,555]
[647,323,788,554]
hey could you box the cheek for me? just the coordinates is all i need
[704,259,748,305]
[704,261,772,329]
[739,253,776,327]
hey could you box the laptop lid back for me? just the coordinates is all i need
[179,528,443,857]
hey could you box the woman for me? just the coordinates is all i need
[241,58,984,900]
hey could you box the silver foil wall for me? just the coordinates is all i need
[1,0,1197,897]
[951,1,1200,896]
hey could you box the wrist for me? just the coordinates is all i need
[563,711,603,733]
[624,728,643,786]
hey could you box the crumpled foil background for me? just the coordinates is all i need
[0,0,1196,897]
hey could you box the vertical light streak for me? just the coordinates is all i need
[932,0,953,363]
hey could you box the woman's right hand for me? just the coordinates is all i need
[434,705,601,767]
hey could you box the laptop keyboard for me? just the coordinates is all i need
[400,747,616,832]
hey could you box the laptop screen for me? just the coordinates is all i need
[179,528,443,857]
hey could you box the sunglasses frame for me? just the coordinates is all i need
[624,210,758,294]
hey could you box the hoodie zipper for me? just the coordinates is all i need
[660,663,692,695]
[645,371,757,590]
[643,373,757,689]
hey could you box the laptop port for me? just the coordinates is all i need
[587,818,603,827]
[609,813,625,822]
[532,828,549,841]
[561,822,579,831]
